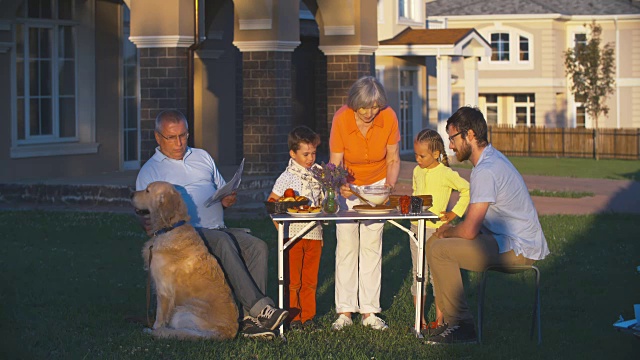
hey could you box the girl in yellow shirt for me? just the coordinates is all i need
[411,129,470,337]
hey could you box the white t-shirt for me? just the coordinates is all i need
[470,145,550,260]
[271,159,323,240]
[136,147,226,229]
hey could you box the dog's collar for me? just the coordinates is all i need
[153,220,187,237]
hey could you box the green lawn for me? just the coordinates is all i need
[0,211,638,359]
[450,156,640,181]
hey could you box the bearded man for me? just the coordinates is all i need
[425,106,549,345]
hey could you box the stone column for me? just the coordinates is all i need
[138,48,188,161]
[241,51,294,175]
[325,54,373,130]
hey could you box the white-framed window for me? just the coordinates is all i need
[11,0,97,158]
[574,33,587,48]
[398,68,420,153]
[519,35,529,62]
[15,0,77,143]
[397,0,423,26]
[490,33,509,62]
[514,94,535,127]
[484,94,499,125]
[480,26,533,70]
[574,94,588,128]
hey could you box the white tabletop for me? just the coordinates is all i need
[271,210,438,222]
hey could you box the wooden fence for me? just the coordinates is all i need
[488,126,640,160]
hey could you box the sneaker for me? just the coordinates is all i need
[426,322,477,345]
[256,305,289,330]
[362,314,389,331]
[302,319,318,332]
[241,316,276,340]
[421,322,448,337]
[289,320,303,331]
[331,314,353,331]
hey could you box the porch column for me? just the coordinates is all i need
[128,0,194,163]
[464,56,479,107]
[322,53,374,130]
[436,55,452,147]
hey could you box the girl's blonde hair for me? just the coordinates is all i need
[414,129,449,167]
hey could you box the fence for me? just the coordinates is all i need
[488,126,640,160]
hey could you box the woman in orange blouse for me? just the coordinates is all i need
[329,76,401,331]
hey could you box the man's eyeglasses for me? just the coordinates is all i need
[157,131,189,143]
[448,131,463,142]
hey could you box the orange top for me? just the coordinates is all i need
[329,105,401,186]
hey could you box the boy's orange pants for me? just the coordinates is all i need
[284,238,322,323]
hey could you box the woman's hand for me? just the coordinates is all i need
[339,183,353,198]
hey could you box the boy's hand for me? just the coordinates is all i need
[439,211,457,223]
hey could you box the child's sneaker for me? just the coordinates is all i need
[426,322,477,345]
[331,314,353,331]
[362,314,388,330]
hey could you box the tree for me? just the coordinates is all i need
[564,21,615,159]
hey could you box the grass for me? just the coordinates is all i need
[449,156,640,181]
[528,189,594,198]
[1,211,638,359]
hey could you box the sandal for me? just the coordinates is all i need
[421,321,448,337]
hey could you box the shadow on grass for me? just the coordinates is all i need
[0,210,638,359]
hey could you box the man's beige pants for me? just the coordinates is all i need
[426,233,534,325]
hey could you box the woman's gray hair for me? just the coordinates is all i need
[346,76,388,110]
[155,109,188,132]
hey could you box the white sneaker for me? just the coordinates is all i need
[362,314,389,330]
[331,314,353,331]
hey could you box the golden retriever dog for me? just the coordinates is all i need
[132,181,239,340]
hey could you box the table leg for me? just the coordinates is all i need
[414,219,426,338]
[277,222,285,335]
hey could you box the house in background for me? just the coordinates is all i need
[424,0,640,129]
[1,0,488,183]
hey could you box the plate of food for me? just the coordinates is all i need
[287,205,322,217]
[352,205,397,215]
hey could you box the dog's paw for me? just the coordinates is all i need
[142,327,154,335]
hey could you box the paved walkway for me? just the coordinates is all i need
[1,161,639,216]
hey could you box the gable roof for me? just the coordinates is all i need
[426,0,640,16]
[379,28,484,46]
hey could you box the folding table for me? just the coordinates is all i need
[271,210,438,337]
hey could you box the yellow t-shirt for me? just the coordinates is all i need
[412,163,470,228]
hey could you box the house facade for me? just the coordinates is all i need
[3,0,478,183]
[425,0,640,130]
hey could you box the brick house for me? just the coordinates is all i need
[0,0,490,183]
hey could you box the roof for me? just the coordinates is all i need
[379,28,484,46]
[426,0,640,16]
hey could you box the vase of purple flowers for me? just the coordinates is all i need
[310,162,350,214]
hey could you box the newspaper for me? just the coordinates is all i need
[204,158,245,207]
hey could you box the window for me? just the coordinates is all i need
[519,36,529,61]
[490,33,509,61]
[15,0,77,143]
[397,0,422,25]
[485,94,498,125]
[574,33,587,49]
[514,94,535,127]
[399,0,413,20]
[574,94,586,128]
